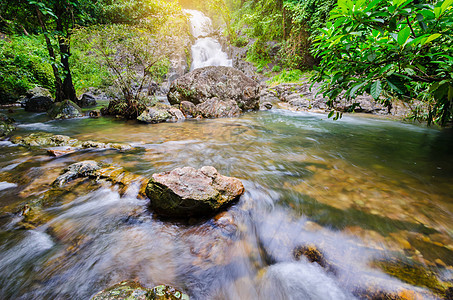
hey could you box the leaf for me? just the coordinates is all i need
[386,76,406,94]
[367,53,377,62]
[404,67,415,76]
[349,82,366,98]
[441,0,453,15]
[422,33,441,45]
[397,26,411,45]
[328,110,335,118]
[371,80,382,99]
[364,0,383,12]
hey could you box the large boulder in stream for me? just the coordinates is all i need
[48,100,83,119]
[22,87,54,112]
[168,66,260,118]
[146,166,244,218]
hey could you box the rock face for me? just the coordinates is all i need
[168,66,260,118]
[146,166,244,218]
[22,87,54,112]
[48,100,83,119]
[91,281,189,300]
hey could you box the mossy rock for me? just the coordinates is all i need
[372,258,452,298]
[48,100,83,119]
[0,122,15,137]
[91,281,189,300]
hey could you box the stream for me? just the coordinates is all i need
[0,9,452,300]
[0,107,452,299]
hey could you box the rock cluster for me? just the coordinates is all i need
[146,166,244,218]
[261,81,416,116]
[168,66,260,118]
[20,87,94,119]
[137,103,185,124]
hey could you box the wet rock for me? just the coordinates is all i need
[0,122,15,138]
[372,258,451,297]
[48,100,83,119]
[353,286,429,300]
[150,285,190,300]
[260,102,273,110]
[168,108,186,121]
[137,106,172,124]
[12,132,132,151]
[179,101,198,118]
[197,98,241,118]
[89,110,102,118]
[293,245,327,268]
[12,133,78,147]
[53,160,101,186]
[91,281,189,300]
[146,166,245,218]
[47,149,76,157]
[168,66,260,118]
[0,113,16,137]
[0,113,14,124]
[78,93,97,107]
[22,87,54,112]
[25,87,52,99]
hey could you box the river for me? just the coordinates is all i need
[0,105,452,299]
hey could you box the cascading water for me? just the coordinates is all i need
[184,9,232,70]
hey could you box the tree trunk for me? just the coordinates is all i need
[35,6,65,102]
[56,12,77,102]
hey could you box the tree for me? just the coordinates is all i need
[311,0,453,126]
[82,24,174,118]
[0,0,99,102]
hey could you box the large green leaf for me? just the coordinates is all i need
[397,26,411,45]
[422,34,441,45]
[370,80,382,99]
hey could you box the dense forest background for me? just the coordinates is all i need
[0,0,452,125]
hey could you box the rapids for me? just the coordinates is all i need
[0,106,452,299]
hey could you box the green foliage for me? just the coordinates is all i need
[231,0,336,69]
[0,35,54,102]
[70,33,113,93]
[267,69,307,85]
[311,0,453,126]
[99,0,182,28]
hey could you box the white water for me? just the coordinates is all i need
[184,9,232,70]
[0,182,17,191]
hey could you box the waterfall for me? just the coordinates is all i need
[184,9,232,70]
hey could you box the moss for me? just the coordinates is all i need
[91,281,189,300]
[372,259,451,297]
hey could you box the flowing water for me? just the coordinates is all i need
[184,9,232,70]
[1,106,452,299]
